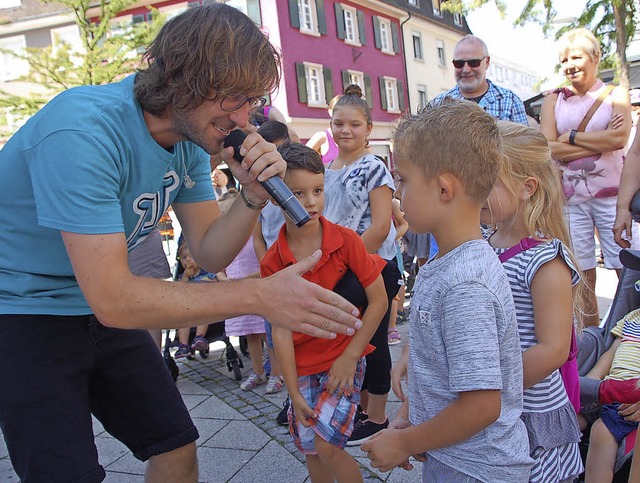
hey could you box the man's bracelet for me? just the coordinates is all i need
[240,188,269,210]
[569,129,578,145]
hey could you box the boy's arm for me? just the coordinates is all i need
[363,389,501,472]
[272,326,317,426]
[327,275,388,396]
[586,337,621,380]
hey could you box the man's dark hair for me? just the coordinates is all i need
[277,142,324,174]
[257,121,290,144]
[135,4,281,116]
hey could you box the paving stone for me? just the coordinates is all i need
[228,441,308,483]
[104,471,145,483]
[177,379,213,396]
[189,395,246,420]
[95,436,129,468]
[0,433,8,459]
[0,458,18,482]
[192,418,229,445]
[197,446,255,482]
[182,394,211,411]
[202,420,270,451]
[104,452,145,475]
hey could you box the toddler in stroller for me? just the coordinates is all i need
[163,236,244,381]
[577,248,640,481]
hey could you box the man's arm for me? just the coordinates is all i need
[63,232,360,337]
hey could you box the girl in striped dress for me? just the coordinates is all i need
[481,121,585,482]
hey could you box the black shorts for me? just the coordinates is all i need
[0,314,198,483]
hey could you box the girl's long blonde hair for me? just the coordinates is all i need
[497,121,587,324]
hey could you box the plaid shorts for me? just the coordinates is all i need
[290,357,366,455]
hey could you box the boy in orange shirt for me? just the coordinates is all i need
[260,143,388,482]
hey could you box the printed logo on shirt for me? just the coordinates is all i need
[127,171,181,250]
[418,310,431,325]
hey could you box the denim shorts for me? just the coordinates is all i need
[0,314,198,483]
[601,403,639,444]
[290,357,365,455]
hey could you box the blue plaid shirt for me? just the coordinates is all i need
[432,80,528,125]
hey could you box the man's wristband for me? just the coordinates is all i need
[240,188,268,210]
[569,129,578,145]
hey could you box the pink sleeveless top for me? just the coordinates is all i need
[554,80,623,204]
[321,128,339,165]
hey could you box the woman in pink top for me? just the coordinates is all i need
[306,94,341,165]
[541,28,632,327]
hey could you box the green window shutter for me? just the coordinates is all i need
[391,22,400,53]
[324,67,334,104]
[342,70,350,90]
[364,74,374,109]
[379,77,387,111]
[373,16,382,50]
[316,0,327,34]
[289,0,300,28]
[296,63,308,103]
[398,80,405,111]
[357,10,366,45]
[335,4,345,40]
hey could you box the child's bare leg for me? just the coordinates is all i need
[246,334,266,375]
[585,418,618,483]
[195,325,208,337]
[147,329,162,352]
[268,347,282,377]
[577,413,588,432]
[305,454,333,483]
[178,327,191,345]
[366,393,388,424]
[315,436,363,483]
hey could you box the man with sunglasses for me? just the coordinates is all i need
[0,4,362,482]
[432,35,528,125]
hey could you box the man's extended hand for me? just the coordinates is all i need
[260,250,362,339]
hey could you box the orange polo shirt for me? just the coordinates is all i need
[260,216,385,376]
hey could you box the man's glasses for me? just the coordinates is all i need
[452,57,486,69]
[217,94,267,112]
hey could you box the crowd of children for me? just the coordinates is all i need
[153,90,640,482]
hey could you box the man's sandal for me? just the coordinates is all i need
[388,329,401,346]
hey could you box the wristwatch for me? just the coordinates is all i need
[569,130,578,145]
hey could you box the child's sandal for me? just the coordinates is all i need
[388,329,401,346]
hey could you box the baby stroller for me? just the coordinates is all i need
[163,238,244,382]
[577,248,640,481]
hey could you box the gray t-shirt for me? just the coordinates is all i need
[408,239,532,482]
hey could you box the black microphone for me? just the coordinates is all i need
[223,130,310,227]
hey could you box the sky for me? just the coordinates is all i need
[464,0,591,90]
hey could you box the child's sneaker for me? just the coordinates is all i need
[240,372,267,391]
[191,335,208,352]
[346,418,389,446]
[174,343,192,360]
[265,375,284,394]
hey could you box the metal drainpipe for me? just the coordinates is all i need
[400,10,413,113]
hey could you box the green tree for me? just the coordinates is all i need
[0,0,164,121]
[443,0,638,89]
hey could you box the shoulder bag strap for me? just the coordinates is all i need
[498,237,543,263]
[577,84,615,132]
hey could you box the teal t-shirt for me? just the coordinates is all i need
[0,75,214,315]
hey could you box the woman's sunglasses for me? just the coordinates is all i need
[452,57,486,69]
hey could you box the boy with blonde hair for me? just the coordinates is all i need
[363,99,533,481]
[260,143,388,482]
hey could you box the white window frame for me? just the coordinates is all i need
[408,0,419,6]
[298,0,319,35]
[412,32,423,61]
[453,13,463,26]
[304,62,326,108]
[342,5,360,46]
[384,76,399,113]
[432,0,441,16]
[347,69,365,93]
[3,0,22,7]
[417,84,428,110]
[379,17,393,54]
[0,35,29,82]
[436,39,446,67]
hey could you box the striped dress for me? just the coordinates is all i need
[492,236,584,482]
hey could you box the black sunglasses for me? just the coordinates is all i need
[452,57,486,69]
